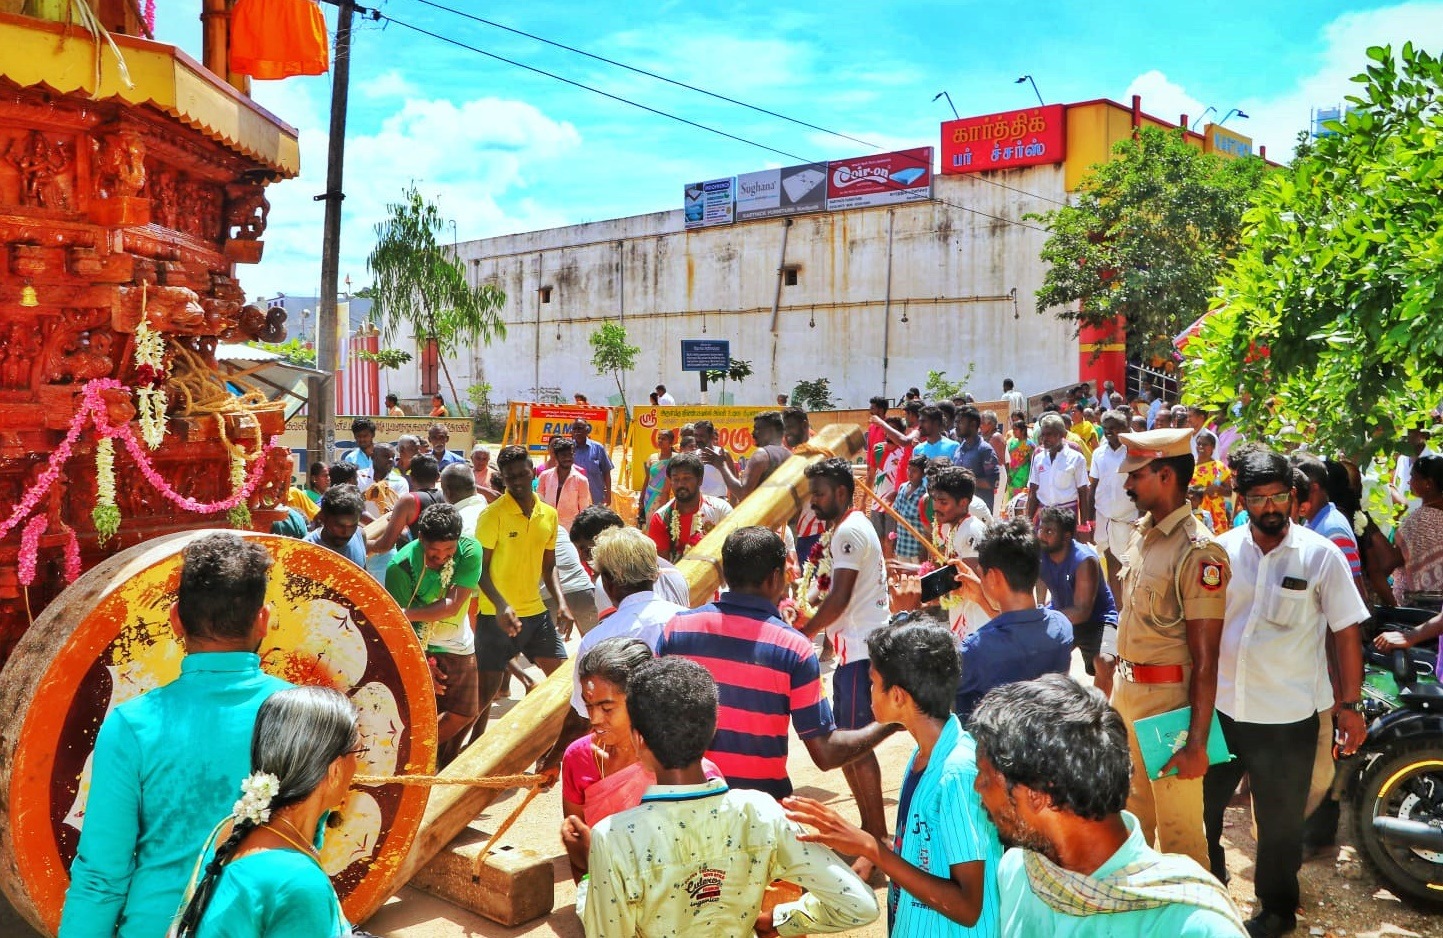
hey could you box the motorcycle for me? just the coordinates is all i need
[1343,606,1443,908]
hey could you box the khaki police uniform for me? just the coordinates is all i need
[1111,429,1230,869]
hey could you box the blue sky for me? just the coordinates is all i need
[153,1,1443,297]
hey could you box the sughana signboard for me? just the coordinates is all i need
[941,104,1066,174]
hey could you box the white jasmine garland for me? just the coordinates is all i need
[132,318,168,449]
[233,771,280,825]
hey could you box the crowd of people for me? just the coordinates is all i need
[54,383,1443,938]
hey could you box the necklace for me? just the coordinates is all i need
[266,815,320,859]
[794,509,854,619]
[666,499,715,562]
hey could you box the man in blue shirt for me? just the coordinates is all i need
[303,483,369,568]
[913,405,960,462]
[786,619,1004,937]
[1037,506,1119,694]
[952,406,1000,508]
[570,418,613,509]
[60,534,290,938]
[955,519,1073,721]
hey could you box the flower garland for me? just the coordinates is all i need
[415,556,458,649]
[930,516,964,611]
[92,437,120,545]
[234,772,280,825]
[665,500,716,561]
[132,290,169,449]
[2,379,274,587]
[794,510,851,620]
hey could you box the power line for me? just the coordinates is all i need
[401,0,1069,208]
[369,9,1050,233]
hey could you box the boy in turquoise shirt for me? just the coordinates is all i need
[786,619,1003,936]
[60,533,290,938]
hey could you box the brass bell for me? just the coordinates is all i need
[19,282,38,307]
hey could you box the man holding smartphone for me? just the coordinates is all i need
[1204,448,1368,938]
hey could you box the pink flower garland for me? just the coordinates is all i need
[2,378,276,586]
[143,0,155,35]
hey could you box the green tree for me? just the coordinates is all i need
[589,322,640,414]
[1032,125,1267,363]
[250,338,315,366]
[790,377,837,411]
[367,186,505,415]
[1184,43,1443,459]
[703,357,754,403]
[923,366,974,401]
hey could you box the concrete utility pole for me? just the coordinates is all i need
[309,0,357,466]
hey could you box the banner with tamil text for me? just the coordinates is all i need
[628,405,772,490]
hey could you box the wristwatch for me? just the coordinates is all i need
[1339,699,1365,715]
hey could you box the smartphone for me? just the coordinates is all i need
[920,564,960,604]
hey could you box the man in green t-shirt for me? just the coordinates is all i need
[385,502,482,766]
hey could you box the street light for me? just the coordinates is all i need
[1015,75,1044,107]
[1190,106,1217,130]
[1219,108,1249,126]
[932,91,959,119]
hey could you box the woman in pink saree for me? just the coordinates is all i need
[558,638,720,879]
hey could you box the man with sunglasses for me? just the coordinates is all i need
[1203,449,1369,938]
[1112,427,1229,870]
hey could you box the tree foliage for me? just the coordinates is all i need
[791,377,837,411]
[367,186,506,414]
[356,348,413,370]
[251,338,315,366]
[924,366,974,401]
[1032,125,1267,362]
[1184,43,1443,459]
[589,322,640,413]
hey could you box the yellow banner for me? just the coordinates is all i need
[629,405,773,489]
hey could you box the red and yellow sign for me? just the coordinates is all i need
[941,105,1066,174]
[628,405,772,490]
[527,404,611,454]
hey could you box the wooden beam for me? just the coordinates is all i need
[356,421,866,923]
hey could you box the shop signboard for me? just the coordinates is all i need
[629,405,772,490]
[1204,124,1254,159]
[824,147,933,210]
[941,105,1066,174]
[683,177,735,228]
[527,404,611,454]
[735,162,829,220]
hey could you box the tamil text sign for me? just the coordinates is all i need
[680,339,730,372]
[628,405,770,490]
[684,178,735,229]
[735,162,829,220]
[825,147,933,210]
[527,404,611,454]
[941,105,1066,174]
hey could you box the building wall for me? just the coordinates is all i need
[428,165,1074,409]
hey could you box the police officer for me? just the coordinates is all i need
[1111,427,1229,868]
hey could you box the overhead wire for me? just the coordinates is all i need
[327,1,1050,233]
[401,0,1070,208]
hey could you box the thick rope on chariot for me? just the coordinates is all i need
[354,772,547,879]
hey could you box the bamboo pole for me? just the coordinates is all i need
[359,421,867,921]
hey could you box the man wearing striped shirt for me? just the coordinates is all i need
[658,526,898,800]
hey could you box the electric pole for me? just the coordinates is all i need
[309,0,356,467]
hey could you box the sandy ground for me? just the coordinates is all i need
[6,644,1440,937]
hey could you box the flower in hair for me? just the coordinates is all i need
[233,772,280,825]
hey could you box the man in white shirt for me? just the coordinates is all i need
[1089,409,1140,599]
[1203,448,1369,938]
[654,383,677,406]
[797,457,892,880]
[1001,377,1027,419]
[692,419,732,501]
[1026,413,1092,529]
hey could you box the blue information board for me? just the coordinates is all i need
[680,339,730,371]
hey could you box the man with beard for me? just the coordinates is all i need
[797,457,893,881]
[1204,449,1368,938]
[701,410,789,501]
[1038,506,1119,694]
[647,452,732,564]
[970,676,1246,936]
[1111,427,1228,869]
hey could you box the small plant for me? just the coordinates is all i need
[589,323,640,416]
[923,365,974,401]
[703,358,753,403]
[790,377,837,411]
[467,381,502,441]
[356,348,413,370]
[250,338,315,367]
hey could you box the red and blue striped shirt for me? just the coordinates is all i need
[659,592,835,799]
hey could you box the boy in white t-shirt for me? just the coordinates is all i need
[797,457,891,881]
[927,466,993,638]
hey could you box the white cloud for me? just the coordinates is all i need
[240,90,582,297]
[1124,2,1443,159]
[358,69,419,100]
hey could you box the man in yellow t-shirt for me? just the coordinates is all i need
[473,445,575,735]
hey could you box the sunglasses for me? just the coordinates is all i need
[1243,492,1291,510]
[345,745,369,758]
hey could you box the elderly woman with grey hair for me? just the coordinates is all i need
[174,687,362,937]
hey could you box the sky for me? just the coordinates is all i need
[152,0,1443,298]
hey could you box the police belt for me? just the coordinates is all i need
[1116,659,1186,684]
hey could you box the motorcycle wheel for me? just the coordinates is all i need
[1353,741,1443,909]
